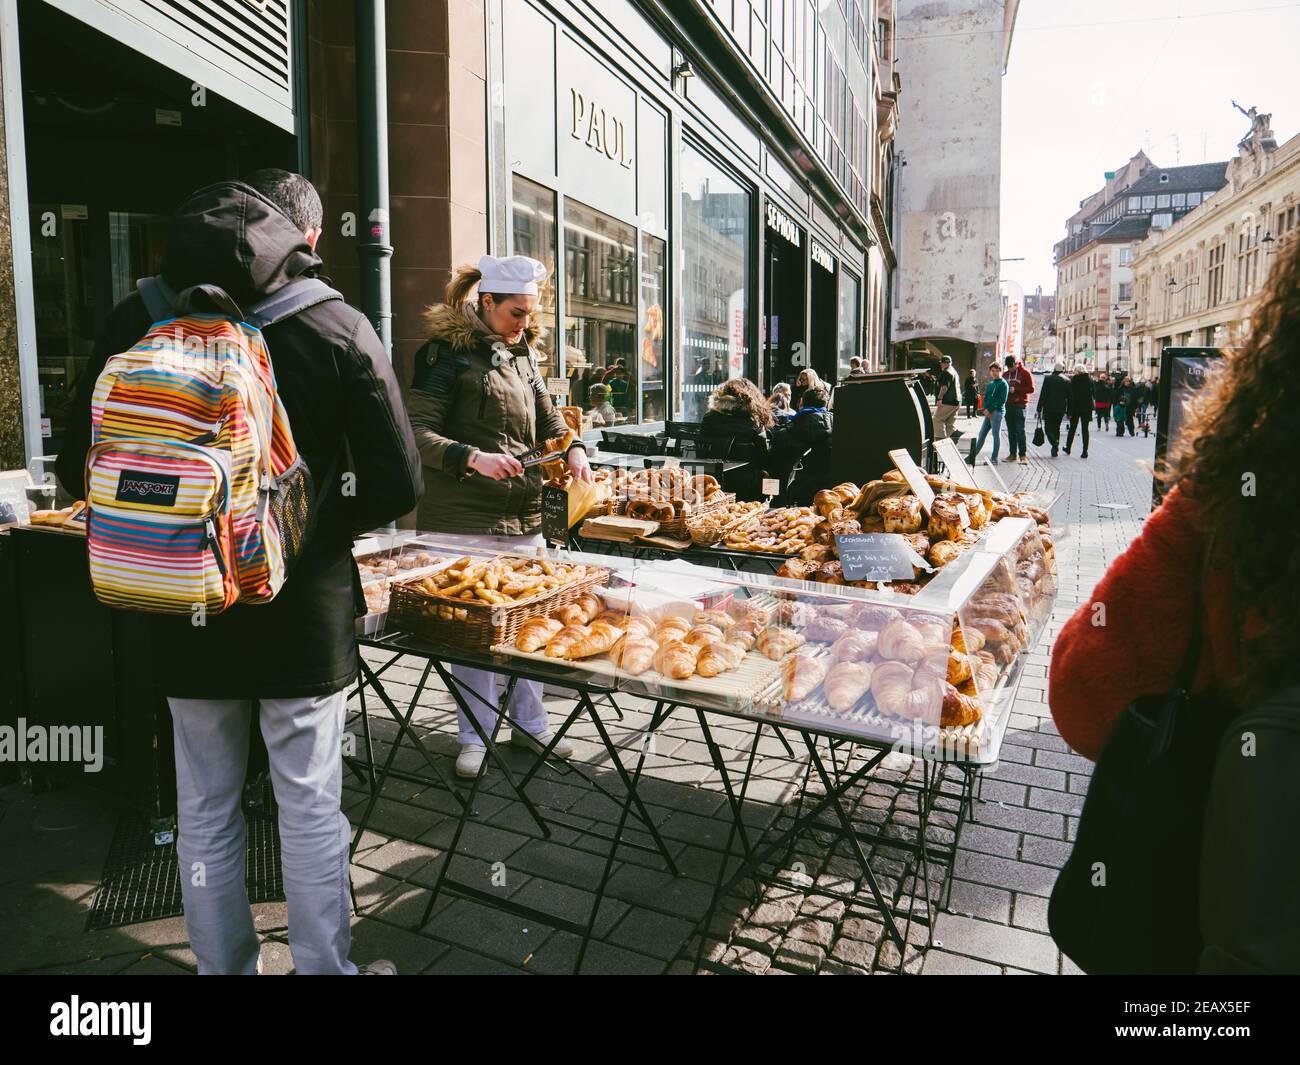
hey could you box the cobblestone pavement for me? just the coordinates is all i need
[0,413,1158,976]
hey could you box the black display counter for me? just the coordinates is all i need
[831,370,935,484]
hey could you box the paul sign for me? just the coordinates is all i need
[570,88,633,169]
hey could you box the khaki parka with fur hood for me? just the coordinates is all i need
[408,302,570,535]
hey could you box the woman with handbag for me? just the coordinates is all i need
[1047,235,1300,973]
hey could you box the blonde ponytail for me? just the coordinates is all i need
[446,264,482,309]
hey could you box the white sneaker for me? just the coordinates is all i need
[455,743,486,779]
[509,728,574,760]
[358,959,398,975]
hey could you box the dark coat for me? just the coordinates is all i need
[1067,372,1095,417]
[770,407,833,506]
[406,304,569,535]
[1036,371,1070,416]
[701,400,771,501]
[1094,380,1113,405]
[962,374,978,403]
[57,180,423,699]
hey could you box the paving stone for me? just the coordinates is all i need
[732,924,781,956]
[839,916,884,944]
[958,823,1022,859]
[1027,787,1085,815]
[1011,893,1051,934]
[920,949,1002,975]
[772,938,827,973]
[971,801,1066,839]
[1019,835,1076,868]
[526,932,665,975]
[787,917,835,949]
[947,879,1012,923]
[819,958,870,975]
[799,893,847,923]
[954,850,1060,897]
[933,913,1059,974]
[605,908,696,961]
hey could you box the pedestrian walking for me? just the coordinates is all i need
[967,362,1008,465]
[1114,375,1136,436]
[1002,354,1035,464]
[932,354,962,442]
[1035,363,1070,457]
[1048,233,1300,973]
[56,172,424,975]
[408,254,593,779]
[1093,374,1112,429]
[1064,364,1094,458]
[962,368,978,416]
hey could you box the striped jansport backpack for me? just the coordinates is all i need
[85,277,341,616]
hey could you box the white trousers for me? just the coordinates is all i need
[168,691,355,975]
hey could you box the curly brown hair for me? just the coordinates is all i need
[709,377,774,430]
[1165,232,1300,690]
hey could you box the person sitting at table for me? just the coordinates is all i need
[407,254,593,779]
[770,385,833,505]
[768,382,794,421]
[587,382,620,427]
[700,377,773,501]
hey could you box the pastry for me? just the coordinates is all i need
[652,616,691,644]
[815,561,846,585]
[860,514,885,533]
[683,624,725,648]
[914,617,950,648]
[757,627,806,660]
[516,616,563,653]
[852,604,904,630]
[545,624,589,658]
[777,558,815,581]
[782,654,827,702]
[567,619,624,659]
[727,619,763,651]
[831,630,878,663]
[878,495,923,534]
[929,540,965,568]
[725,599,770,625]
[653,639,699,680]
[624,615,656,640]
[830,518,862,538]
[941,683,982,727]
[826,660,873,711]
[799,544,835,564]
[593,609,631,628]
[715,641,747,669]
[903,532,931,558]
[946,650,972,685]
[831,482,860,504]
[870,661,945,721]
[928,493,971,542]
[881,469,905,483]
[693,610,733,630]
[612,636,657,675]
[877,618,927,664]
[952,623,985,655]
[805,614,849,643]
[813,489,843,517]
[774,601,814,628]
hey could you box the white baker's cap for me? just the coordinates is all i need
[478,254,547,296]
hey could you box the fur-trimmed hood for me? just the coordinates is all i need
[421,301,541,353]
[707,391,751,417]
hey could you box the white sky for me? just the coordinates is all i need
[1000,0,1300,296]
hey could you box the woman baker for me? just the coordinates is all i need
[408,254,592,778]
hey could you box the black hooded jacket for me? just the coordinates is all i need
[57,181,423,698]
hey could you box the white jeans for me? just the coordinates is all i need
[168,691,355,975]
[451,531,549,746]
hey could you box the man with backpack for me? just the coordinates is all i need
[57,171,423,975]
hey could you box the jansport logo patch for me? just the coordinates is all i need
[115,470,180,506]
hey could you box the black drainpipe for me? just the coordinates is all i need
[356,0,393,356]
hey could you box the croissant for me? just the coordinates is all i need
[782,654,827,702]
[968,616,1014,645]
[695,643,731,678]
[773,600,813,627]
[757,627,806,661]
[593,609,630,629]
[852,604,903,631]
[877,618,927,664]
[653,617,691,644]
[946,650,972,685]
[973,650,1001,689]
[693,610,734,630]
[870,661,944,721]
[952,623,985,655]
[941,683,982,727]
[825,661,873,711]
[725,599,770,625]
[624,615,656,640]
[683,625,725,649]
[831,630,878,663]
[832,482,860,504]
[574,593,602,621]
[516,615,563,653]
[805,614,849,643]
[653,639,698,680]
[929,540,964,568]
[913,618,950,649]
[554,603,589,627]
[612,636,657,675]
[715,641,747,669]
[545,624,590,658]
[568,620,624,659]
[727,619,763,651]
[813,489,843,517]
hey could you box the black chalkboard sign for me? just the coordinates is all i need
[835,533,924,582]
[541,484,570,546]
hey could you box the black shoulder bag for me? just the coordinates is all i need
[1048,551,1226,974]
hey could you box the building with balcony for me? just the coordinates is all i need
[1129,110,1299,368]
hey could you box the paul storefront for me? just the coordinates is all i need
[486,0,872,431]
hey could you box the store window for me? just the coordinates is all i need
[563,198,637,427]
[511,176,559,376]
[639,233,666,423]
[678,143,751,422]
[837,269,861,378]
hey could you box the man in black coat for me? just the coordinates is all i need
[771,385,833,505]
[1065,365,1095,458]
[1035,365,1071,456]
[57,172,422,975]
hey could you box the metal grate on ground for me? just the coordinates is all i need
[86,777,284,931]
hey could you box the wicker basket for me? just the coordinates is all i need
[387,559,611,651]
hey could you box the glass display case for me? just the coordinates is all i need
[367,517,1055,765]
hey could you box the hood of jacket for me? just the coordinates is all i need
[159,181,321,311]
[708,391,754,418]
[422,301,541,353]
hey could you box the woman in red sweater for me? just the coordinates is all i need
[1050,239,1299,757]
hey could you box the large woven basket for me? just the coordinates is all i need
[387,560,611,651]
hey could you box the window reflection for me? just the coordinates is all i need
[511,175,558,375]
[838,269,861,377]
[679,144,750,422]
[640,233,666,423]
[563,198,637,427]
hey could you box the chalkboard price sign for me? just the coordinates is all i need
[541,484,570,546]
[835,533,925,583]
